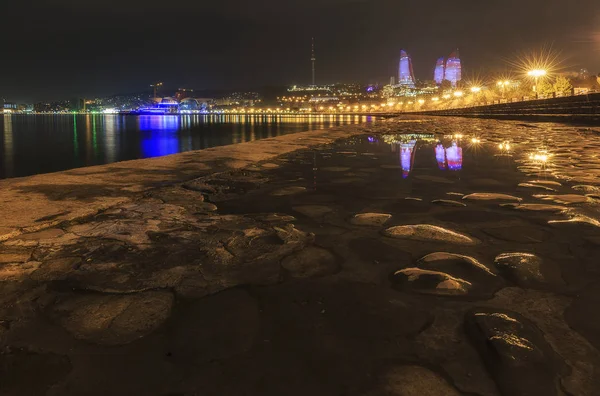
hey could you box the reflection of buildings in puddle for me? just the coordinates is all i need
[400,140,416,178]
[387,134,461,177]
[383,133,436,145]
[435,144,446,170]
[445,142,463,171]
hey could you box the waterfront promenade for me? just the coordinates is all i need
[1,116,600,395]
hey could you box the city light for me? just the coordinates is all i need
[470,87,482,93]
[527,69,547,78]
[418,99,425,104]
[512,45,562,79]
[528,69,548,95]
[432,97,439,101]
[442,94,451,99]
[454,91,464,97]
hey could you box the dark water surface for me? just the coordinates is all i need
[0,114,373,179]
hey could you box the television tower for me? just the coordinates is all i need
[311,38,316,86]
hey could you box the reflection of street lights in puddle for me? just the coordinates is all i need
[528,150,552,174]
[469,137,482,148]
[497,141,513,156]
[528,151,552,164]
[467,137,483,153]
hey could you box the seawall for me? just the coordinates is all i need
[411,92,600,123]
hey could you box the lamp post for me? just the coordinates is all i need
[470,87,482,106]
[527,70,546,98]
[497,81,510,98]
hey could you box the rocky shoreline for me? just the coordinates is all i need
[1,116,599,395]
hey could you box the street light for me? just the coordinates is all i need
[497,80,511,98]
[454,91,464,97]
[527,70,547,97]
[470,87,482,93]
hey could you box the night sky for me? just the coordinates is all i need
[3,0,599,102]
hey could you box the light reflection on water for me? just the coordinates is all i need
[380,129,600,225]
[385,133,463,176]
[0,114,372,179]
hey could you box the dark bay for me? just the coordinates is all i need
[0,114,373,179]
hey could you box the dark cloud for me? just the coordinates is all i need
[2,0,599,101]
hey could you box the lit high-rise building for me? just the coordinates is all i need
[444,49,462,87]
[398,50,416,87]
[434,57,445,85]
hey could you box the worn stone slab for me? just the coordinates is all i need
[383,225,479,245]
[350,213,392,227]
[0,126,370,241]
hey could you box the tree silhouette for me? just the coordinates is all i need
[553,76,573,96]
[536,79,555,97]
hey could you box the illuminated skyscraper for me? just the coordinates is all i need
[398,50,415,87]
[444,49,462,87]
[434,57,445,85]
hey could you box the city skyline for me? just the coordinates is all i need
[2,0,599,102]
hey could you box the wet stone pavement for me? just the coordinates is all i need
[1,117,600,395]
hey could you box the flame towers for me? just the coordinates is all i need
[398,50,416,87]
[444,50,462,87]
[432,49,462,87]
[434,57,445,85]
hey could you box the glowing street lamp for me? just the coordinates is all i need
[497,80,511,98]
[527,70,547,97]
[528,69,547,78]
[470,87,482,93]
[454,91,464,97]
